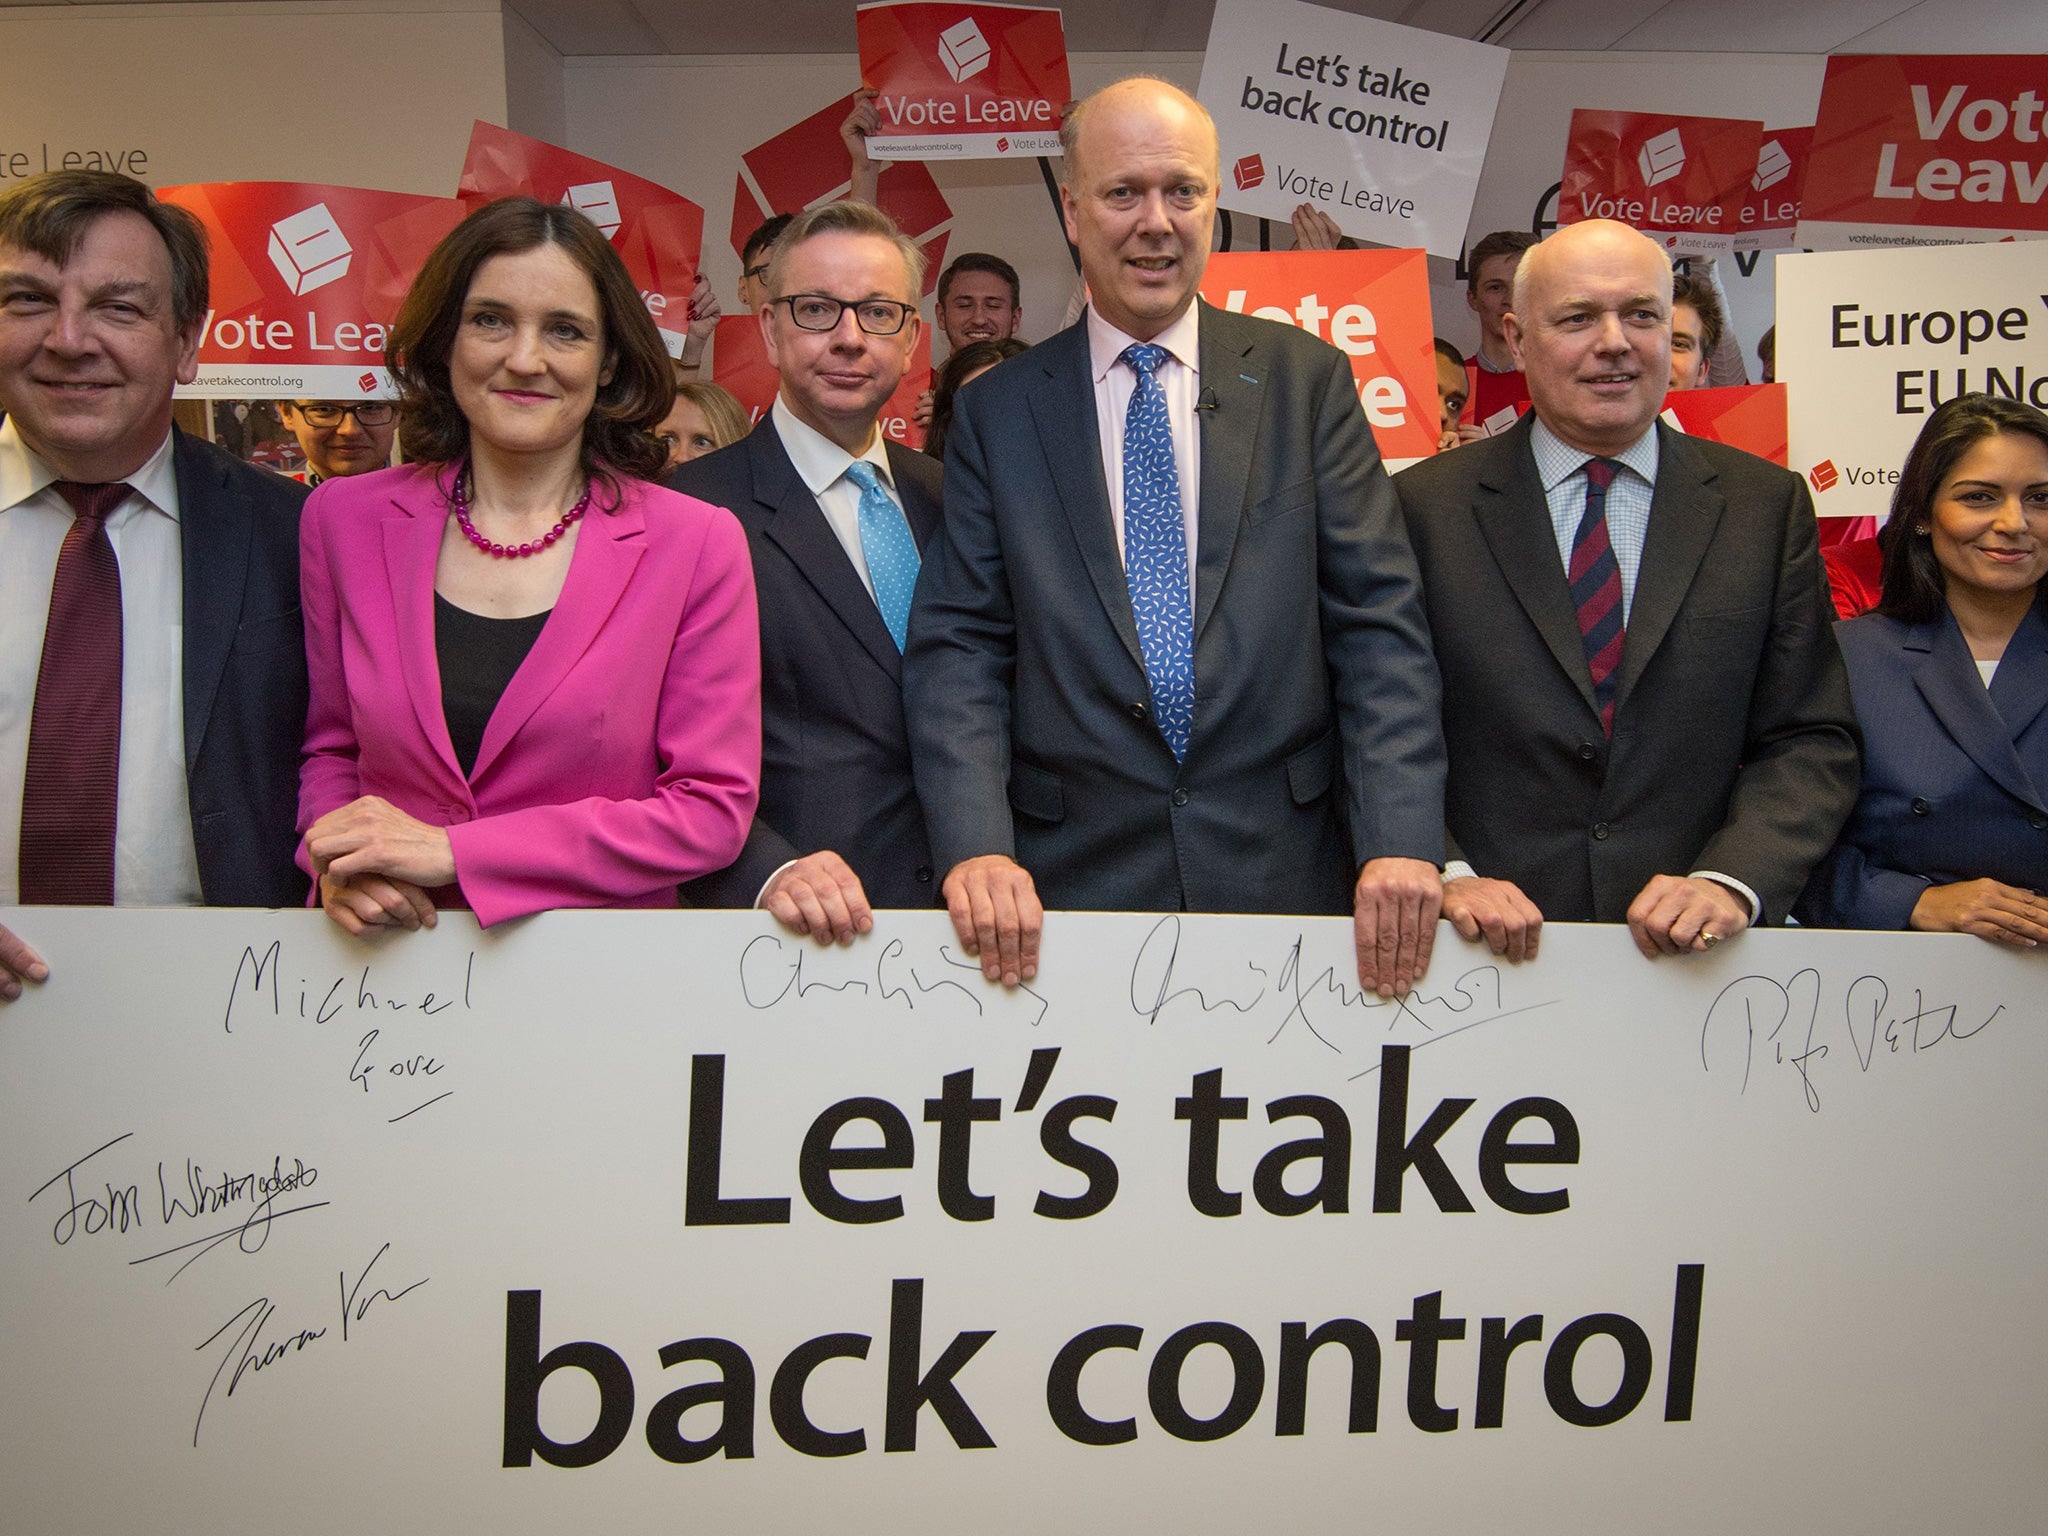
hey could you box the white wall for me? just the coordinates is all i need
[503,6,567,148]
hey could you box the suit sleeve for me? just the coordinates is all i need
[902,377,1020,873]
[447,509,763,926]
[296,482,362,891]
[1793,841,1928,930]
[1691,472,1862,922]
[1310,344,1447,869]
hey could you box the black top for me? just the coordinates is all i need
[434,593,550,778]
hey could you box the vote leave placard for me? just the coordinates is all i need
[1198,250,1438,469]
[1798,54,2048,251]
[159,182,466,399]
[1659,383,1788,466]
[458,122,705,360]
[855,2,1070,159]
[1559,110,1763,258]
[1,907,2042,1531]
[1735,126,1811,254]
[711,311,933,448]
[1197,0,1507,259]
[732,92,952,297]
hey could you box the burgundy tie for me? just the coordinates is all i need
[1568,459,1626,737]
[18,481,129,904]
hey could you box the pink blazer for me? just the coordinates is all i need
[298,462,760,926]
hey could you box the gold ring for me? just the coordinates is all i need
[1701,930,1721,948]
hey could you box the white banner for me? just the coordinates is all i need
[1778,240,2048,518]
[182,365,395,402]
[1196,0,1507,259]
[2,909,2042,1532]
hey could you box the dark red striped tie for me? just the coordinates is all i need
[18,481,129,904]
[1568,458,1625,736]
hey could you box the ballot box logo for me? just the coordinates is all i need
[1234,153,1267,192]
[1809,459,1840,493]
[938,16,992,82]
[357,371,378,393]
[562,180,624,241]
[267,202,352,296]
[1753,138,1794,192]
[1637,127,1687,188]
[996,136,1010,153]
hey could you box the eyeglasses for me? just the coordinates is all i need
[742,261,773,283]
[776,295,915,336]
[295,402,396,427]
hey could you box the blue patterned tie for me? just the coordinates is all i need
[1120,343,1194,760]
[845,459,920,651]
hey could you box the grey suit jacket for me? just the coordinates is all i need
[904,303,1446,915]
[1395,414,1860,923]
[671,420,944,910]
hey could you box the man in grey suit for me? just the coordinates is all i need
[1395,219,1858,961]
[904,77,1448,994]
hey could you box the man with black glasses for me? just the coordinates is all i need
[669,200,943,939]
[277,398,396,484]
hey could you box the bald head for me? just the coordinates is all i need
[1060,77,1219,188]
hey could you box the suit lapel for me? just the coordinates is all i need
[1988,594,2048,753]
[379,472,465,785]
[1028,324,1146,675]
[1616,424,1724,713]
[885,442,941,549]
[1916,607,2046,811]
[1193,306,1257,642]
[471,480,645,782]
[175,429,252,774]
[1471,420,1600,717]
[752,423,904,681]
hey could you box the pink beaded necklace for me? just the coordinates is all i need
[448,462,591,558]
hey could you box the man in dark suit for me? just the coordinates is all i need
[1,171,309,999]
[1394,218,1859,961]
[671,199,942,938]
[904,78,1447,994]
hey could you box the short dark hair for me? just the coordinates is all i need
[926,336,1028,463]
[1432,337,1466,372]
[1465,230,1536,295]
[938,252,1020,309]
[386,196,674,487]
[0,169,209,331]
[741,213,794,270]
[767,200,924,301]
[1669,268,1725,358]
[1878,392,2048,625]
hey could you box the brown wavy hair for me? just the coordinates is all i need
[385,196,674,492]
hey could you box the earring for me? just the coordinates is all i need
[1914,525,1930,536]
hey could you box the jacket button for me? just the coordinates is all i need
[1592,822,1610,841]
[915,865,933,884]
[1576,741,1598,761]
[1911,797,1932,816]
[1172,788,1190,808]
[2030,814,2047,832]
[1128,700,1148,720]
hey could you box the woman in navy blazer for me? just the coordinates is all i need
[1796,394,2048,943]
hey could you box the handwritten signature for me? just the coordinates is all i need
[737,932,1050,1027]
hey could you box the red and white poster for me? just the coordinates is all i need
[1797,54,2048,251]
[855,2,1070,160]
[732,92,953,298]
[711,313,934,449]
[458,122,705,359]
[158,181,467,399]
[1735,126,1811,254]
[1199,249,1438,468]
[1559,109,1764,258]
[1660,382,1788,465]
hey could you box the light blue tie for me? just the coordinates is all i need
[1120,343,1194,760]
[845,459,920,651]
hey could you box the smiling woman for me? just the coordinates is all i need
[295,196,761,934]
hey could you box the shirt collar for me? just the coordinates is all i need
[771,395,894,499]
[0,417,180,521]
[1086,300,1202,384]
[1529,415,1659,496]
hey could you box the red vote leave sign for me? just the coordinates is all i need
[158,181,468,399]
[1660,383,1788,466]
[1736,126,1812,254]
[1198,249,1438,468]
[856,1,1071,159]
[712,313,933,448]
[458,122,705,359]
[1797,54,2048,249]
[1560,109,1764,258]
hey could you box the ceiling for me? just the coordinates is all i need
[0,0,2038,56]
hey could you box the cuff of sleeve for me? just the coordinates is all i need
[1443,860,1478,884]
[1692,870,1762,924]
[755,859,799,911]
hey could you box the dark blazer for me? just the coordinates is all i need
[903,304,1446,915]
[174,428,311,907]
[1795,597,2048,929]
[671,419,944,909]
[1395,414,1860,924]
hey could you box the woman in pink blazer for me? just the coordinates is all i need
[299,198,759,930]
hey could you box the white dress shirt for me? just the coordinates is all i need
[0,420,201,905]
[1086,302,1202,586]
[771,395,904,604]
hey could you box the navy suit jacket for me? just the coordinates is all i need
[172,428,311,907]
[904,304,1445,915]
[1795,596,2048,929]
[670,420,943,909]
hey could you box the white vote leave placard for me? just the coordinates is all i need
[0,908,2041,1533]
